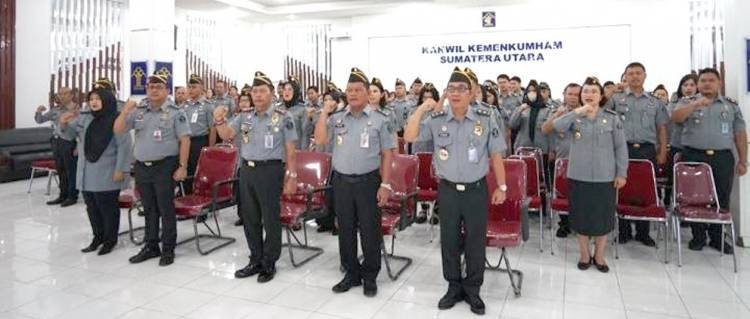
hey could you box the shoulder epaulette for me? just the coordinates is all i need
[274,107,288,115]
[431,110,446,118]
[722,96,738,106]
[474,107,491,117]
[376,107,391,117]
[604,108,617,115]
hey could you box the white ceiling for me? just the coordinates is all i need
[175,0,526,22]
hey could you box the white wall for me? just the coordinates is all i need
[15,0,51,129]
[325,0,690,98]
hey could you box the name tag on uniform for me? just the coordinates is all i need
[153,130,162,141]
[360,131,370,148]
[191,112,199,123]
[468,145,478,163]
[721,122,730,134]
[264,134,274,149]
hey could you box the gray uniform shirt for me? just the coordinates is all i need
[418,104,507,183]
[327,107,396,175]
[666,98,685,148]
[554,109,628,182]
[212,94,236,115]
[124,99,192,162]
[676,94,746,150]
[70,113,133,192]
[35,104,78,141]
[229,106,298,161]
[283,103,307,151]
[183,97,215,137]
[389,97,415,132]
[606,90,669,143]
[498,93,523,112]
[510,105,553,154]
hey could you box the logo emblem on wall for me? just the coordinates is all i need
[130,61,148,95]
[482,11,496,28]
[155,61,174,94]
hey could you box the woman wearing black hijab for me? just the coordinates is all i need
[282,76,308,150]
[509,80,553,156]
[60,88,133,255]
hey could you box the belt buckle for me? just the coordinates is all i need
[456,184,466,192]
[633,143,641,149]
[247,160,256,167]
[706,150,715,156]
[144,161,153,167]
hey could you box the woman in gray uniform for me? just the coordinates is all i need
[553,77,628,273]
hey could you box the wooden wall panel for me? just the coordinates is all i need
[0,0,15,129]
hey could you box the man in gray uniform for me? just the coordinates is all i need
[212,80,236,115]
[35,87,79,207]
[389,78,415,135]
[671,68,747,254]
[542,83,581,237]
[606,62,668,247]
[314,67,396,298]
[183,74,216,194]
[404,67,507,315]
[174,86,188,107]
[215,71,298,283]
[114,72,191,266]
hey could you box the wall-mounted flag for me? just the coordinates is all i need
[130,61,148,95]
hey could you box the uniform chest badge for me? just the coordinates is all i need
[336,135,343,145]
[473,121,483,136]
[602,119,607,124]
[438,148,449,161]
[441,125,448,132]
[271,113,280,124]
[574,131,582,140]
[136,112,144,121]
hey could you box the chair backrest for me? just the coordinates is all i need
[415,152,438,191]
[516,146,545,185]
[397,137,407,154]
[673,162,719,209]
[193,145,239,199]
[389,154,419,218]
[553,158,569,199]
[486,159,527,223]
[618,159,659,207]
[284,151,332,203]
[509,155,539,198]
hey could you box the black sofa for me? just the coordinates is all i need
[0,127,54,183]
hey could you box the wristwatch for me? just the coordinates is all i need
[499,184,508,192]
[286,170,298,178]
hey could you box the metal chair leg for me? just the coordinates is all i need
[27,168,36,194]
[550,210,557,256]
[45,170,54,196]
[663,220,669,264]
[381,233,412,281]
[485,248,523,297]
[282,222,324,267]
[614,217,619,259]
[676,215,683,267]
[730,222,738,273]
[720,224,725,256]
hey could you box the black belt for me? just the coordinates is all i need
[627,142,654,149]
[334,170,379,183]
[440,178,485,192]
[683,147,731,156]
[137,156,175,167]
[243,159,283,168]
[190,135,208,140]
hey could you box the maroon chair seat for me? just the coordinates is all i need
[279,151,332,267]
[672,161,737,272]
[509,154,546,252]
[27,159,58,195]
[173,145,239,255]
[379,154,419,280]
[549,159,569,255]
[551,198,569,212]
[31,159,56,170]
[484,159,526,297]
[615,159,670,263]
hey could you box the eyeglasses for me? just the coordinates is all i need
[445,86,469,94]
[147,84,166,90]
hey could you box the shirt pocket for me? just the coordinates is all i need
[641,106,657,129]
[158,119,174,139]
[134,120,146,132]
[597,121,614,148]
[435,133,453,148]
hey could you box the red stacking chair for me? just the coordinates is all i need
[173,145,239,255]
[509,154,546,252]
[416,152,439,242]
[615,159,670,263]
[672,162,737,272]
[379,153,419,280]
[27,159,58,195]
[485,159,526,297]
[549,158,569,255]
[119,187,145,245]
[279,151,332,267]
[515,147,547,190]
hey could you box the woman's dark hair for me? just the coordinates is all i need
[676,74,699,99]
[579,77,608,107]
[238,91,254,108]
[483,85,499,107]
[323,90,342,104]
[603,81,615,87]
[417,83,439,106]
[653,84,668,96]
[369,79,387,108]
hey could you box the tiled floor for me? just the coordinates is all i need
[1,177,749,319]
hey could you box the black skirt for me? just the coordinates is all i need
[568,179,616,236]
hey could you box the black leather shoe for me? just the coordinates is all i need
[708,240,734,254]
[464,294,485,315]
[317,225,333,233]
[46,197,65,205]
[363,280,377,297]
[80,239,103,253]
[438,289,464,310]
[235,263,263,278]
[332,276,362,293]
[129,247,161,263]
[60,198,77,207]
[618,232,632,244]
[429,215,440,225]
[415,211,428,224]
[592,257,610,273]
[257,267,276,283]
[636,235,656,247]
[688,238,706,251]
[577,258,592,271]
[159,252,175,266]
[97,242,117,255]
[234,219,243,226]
[556,227,570,238]
[331,226,339,236]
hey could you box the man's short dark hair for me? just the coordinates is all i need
[625,62,646,73]
[496,74,510,81]
[603,81,615,87]
[307,86,319,93]
[698,68,721,79]
[563,83,581,93]
[510,76,521,83]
